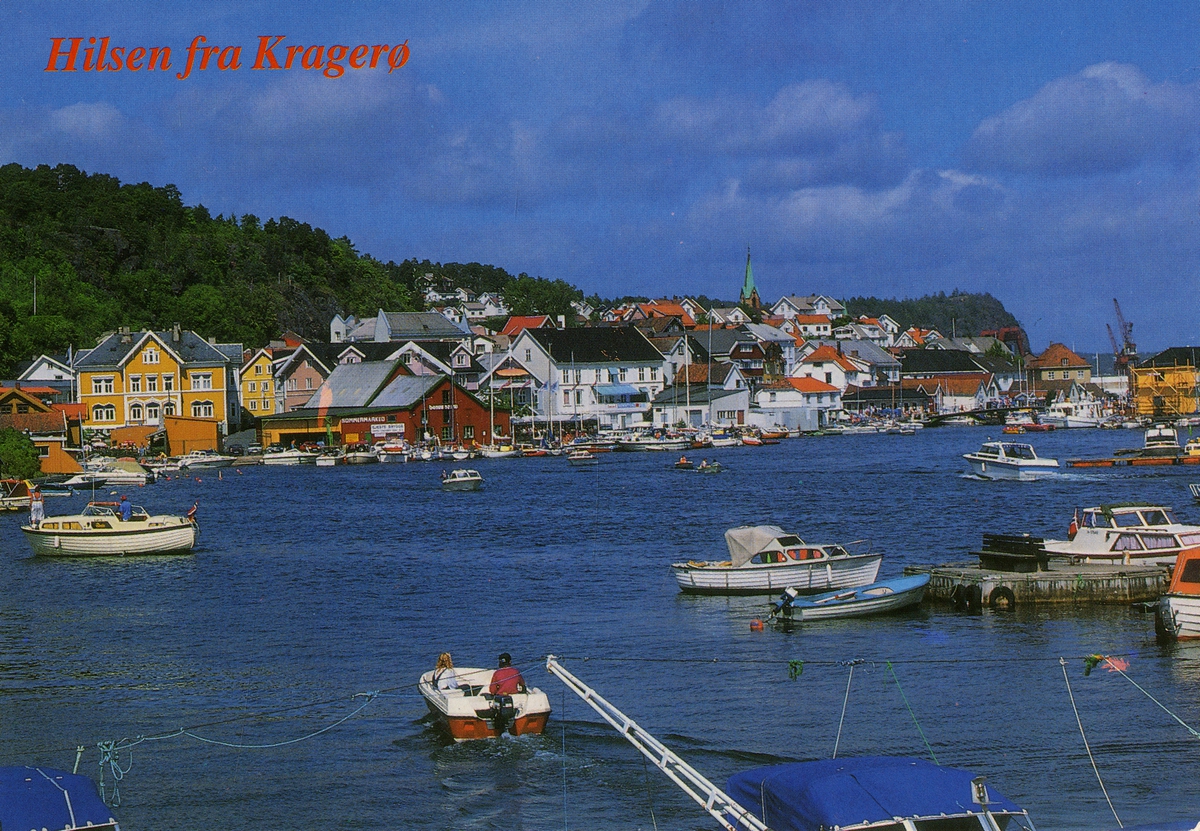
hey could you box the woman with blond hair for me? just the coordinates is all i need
[434,652,459,691]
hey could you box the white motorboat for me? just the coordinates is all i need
[1043,503,1200,565]
[1116,425,1181,458]
[418,666,551,741]
[671,525,883,595]
[441,469,483,491]
[315,449,345,467]
[0,478,34,511]
[1039,399,1104,428]
[567,449,597,466]
[773,574,930,622]
[177,450,237,469]
[261,447,319,466]
[1155,547,1200,642]
[479,444,521,458]
[61,459,154,487]
[374,440,409,463]
[962,440,1059,480]
[21,501,196,557]
[614,433,691,452]
[343,443,378,464]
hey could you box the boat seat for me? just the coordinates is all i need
[462,684,483,697]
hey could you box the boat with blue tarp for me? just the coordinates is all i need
[772,573,929,622]
[0,766,119,831]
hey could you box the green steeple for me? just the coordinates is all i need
[740,246,760,309]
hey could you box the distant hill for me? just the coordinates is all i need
[0,163,579,375]
[843,291,1023,339]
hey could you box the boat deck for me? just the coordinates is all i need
[905,561,1170,608]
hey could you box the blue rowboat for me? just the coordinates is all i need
[774,573,930,622]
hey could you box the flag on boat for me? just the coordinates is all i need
[1068,508,1079,539]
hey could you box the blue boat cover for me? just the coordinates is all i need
[725,756,1024,831]
[0,766,119,831]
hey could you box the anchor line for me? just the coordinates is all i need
[1060,657,1122,828]
[887,661,939,765]
[1101,663,1200,740]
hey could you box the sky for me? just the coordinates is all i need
[1,2,1198,355]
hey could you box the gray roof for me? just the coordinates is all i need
[76,330,231,369]
[526,327,663,364]
[307,361,399,408]
[651,385,744,406]
[700,328,757,358]
[383,312,468,340]
[741,323,794,344]
[804,339,899,368]
[371,375,441,408]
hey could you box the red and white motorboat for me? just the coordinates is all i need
[1155,547,1200,642]
[1043,503,1200,566]
[418,667,551,741]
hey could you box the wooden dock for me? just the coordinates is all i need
[904,562,1170,609]
[1066,455,1200,468]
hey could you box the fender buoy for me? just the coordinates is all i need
[749,619,764,631]
[965,584,984,613]
[989,586,1016,610]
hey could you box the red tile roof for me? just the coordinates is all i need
[787,376,840,393]
[500,315,553,337]
[1028,342,1089,369]
[800,345,859,373]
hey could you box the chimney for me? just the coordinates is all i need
[173,322,181,343]
[557,315,566,328]
[120,326,132,344]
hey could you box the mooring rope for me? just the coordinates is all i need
[1100,661,1200,740]
[1060,657,1122,828]
[832,660,862,758]
[887,661,938,765]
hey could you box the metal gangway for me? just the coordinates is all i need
[544,655,770,831]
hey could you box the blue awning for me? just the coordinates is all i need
[0,767,119,831]
[725,757,1024,831]
[594,384,641,396]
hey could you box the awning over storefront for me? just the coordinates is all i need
[594,384,641,397]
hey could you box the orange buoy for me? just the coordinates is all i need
[749,619,764,631]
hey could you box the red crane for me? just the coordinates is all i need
[1112,299,1136,373]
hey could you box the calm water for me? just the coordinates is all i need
[2,426,1200,830]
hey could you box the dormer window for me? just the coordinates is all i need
[144,347,160,364]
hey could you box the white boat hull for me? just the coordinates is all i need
[672,553,882,595]
[1156,595,1200,641]
[261,451,318,466]
[418,668,551,741]
[964,458,1058,480]
[23,520,195,556]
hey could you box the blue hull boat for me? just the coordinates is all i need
[774,573,930,622]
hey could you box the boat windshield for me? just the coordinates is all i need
[1138,508,1173,526]
[1001,444,1036,459]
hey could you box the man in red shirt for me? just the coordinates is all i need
[488,652,526,696]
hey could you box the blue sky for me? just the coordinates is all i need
[2,2,1198,354]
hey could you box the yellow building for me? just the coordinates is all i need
[239,348,277,417]
[75,327,241,434]
[1131,365,1198,417]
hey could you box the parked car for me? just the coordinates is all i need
[247,443,263,455]
[225,443,245,456]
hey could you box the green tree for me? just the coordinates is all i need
[0,428,41,479]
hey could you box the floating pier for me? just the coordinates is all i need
[904,561,1170,609]
[1066,455,1200,468]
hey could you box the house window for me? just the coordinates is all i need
[262,380,270,392]
[164,401,176,416]
[1047,371,1055,380]
[525,349,532,362]
[305,378,313,390]
[619,368,627,381]
[463,425,475,440]
[639,367,646,381]
[249,381,258,392]
[143,347,159,364]
[192,400,214,418]
[261,399,272,413]
[651,367,658,380]
[562,369,570,383]
[825,373,832,384]
[146,375,158,392]
[163,374,174,391]
[91,403,115,421]
[769,392,777,402]
[130,403,143,422]
[250,399,258,410]
[1077,370,1084,378]
[146,402,160,420]
[92,376,114,394]
[575,390,582,405]
[129,375,142,393]
[440,426,452,441]
[564,391,570,406]
[442,390,453,406]
[255,364,263,375]
[191,372,213,390]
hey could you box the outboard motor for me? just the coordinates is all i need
[490,695,517,734]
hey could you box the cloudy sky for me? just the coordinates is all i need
[2,2,1198,353]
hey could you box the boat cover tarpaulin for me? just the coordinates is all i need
[725,757,1023,831]
[0,766,119,830]
[724,525,789,568]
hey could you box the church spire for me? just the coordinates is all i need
[740,245,761,310]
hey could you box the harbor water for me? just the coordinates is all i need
[2,426,1199,830]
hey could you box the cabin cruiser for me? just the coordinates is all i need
[1043,503,1200,565]
[261,446,319,466]
[61,458,154,487]
[1155,547,1200,642]
[962,440,1059,480]
[343,443,378,464]
[672,525,882,594]
[1039,399,1104,428]
[22,501,196,557]
[1115,425,1182,458]
[441,468,483,491]
[418,666,551,741]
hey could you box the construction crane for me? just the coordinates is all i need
[1112,298,1136,373]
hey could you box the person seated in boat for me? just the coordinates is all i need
[488,652,526,696]
[698,459,710,470]
[29,488,44,527]
[118,494,132,521]
[434,652,460,691]
[678,455,689,465]
[440,470,447,481]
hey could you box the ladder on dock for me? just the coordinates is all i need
[545,655,769,831]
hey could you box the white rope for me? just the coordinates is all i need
[1060,658,1122,828]
[832,662,858,759]
[1106,664,1200,739]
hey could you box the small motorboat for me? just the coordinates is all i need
[962,440,1058,481]
[418,666,551,741]
[694,460,723,474]
[772,573,930,622]
[0,766,120,831]
[0,478,35,511]
[441,469,483,491]
[674,457,694,470]
[176,450,238,469]
[343,443,378,464]
[567,450,598,466]
[672,525,882,595]
[1154,547,1200,642]
[22,501,197,557]
[1115,425,1182,458]
[261,447,319,466]
[315,449,345,467]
